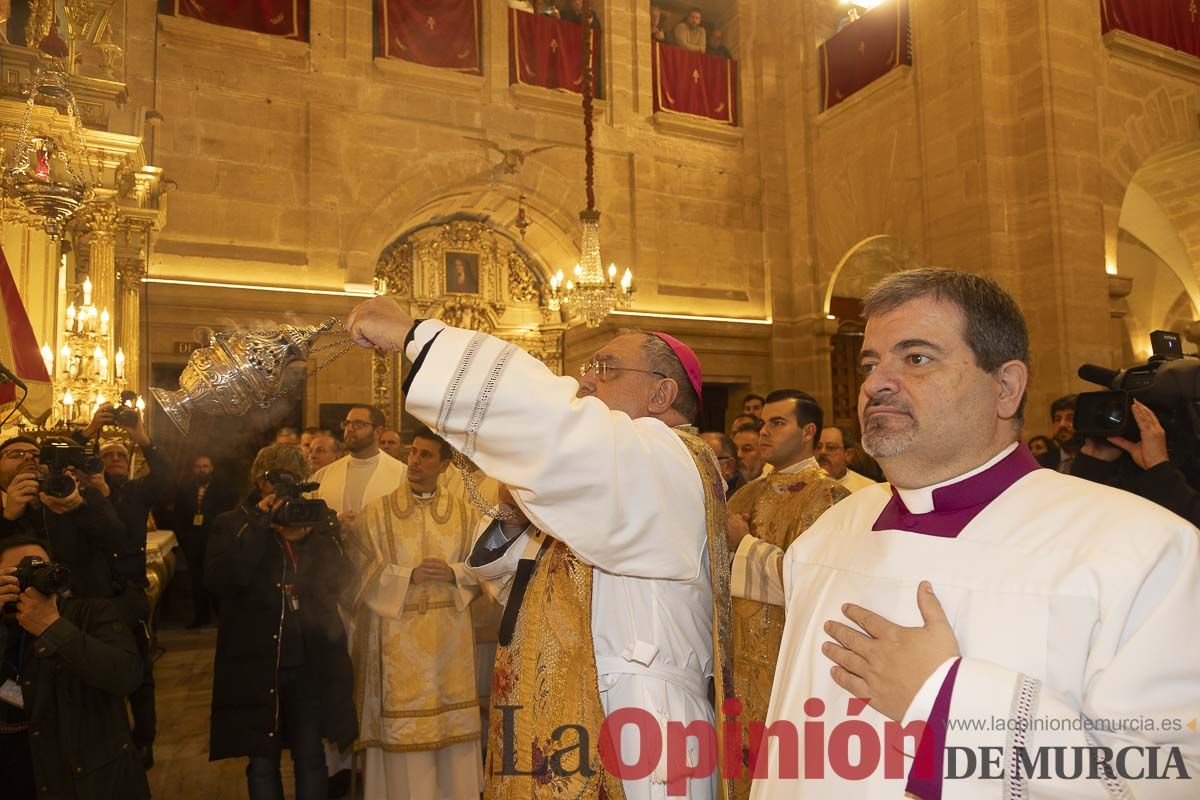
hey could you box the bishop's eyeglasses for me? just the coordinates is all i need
[579,358,668,383]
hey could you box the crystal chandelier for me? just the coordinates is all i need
[2,62,92,239]
[546,0,634,327]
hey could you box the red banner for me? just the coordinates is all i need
[171,0,307,40]
[0,246,52,419]
[818,0,911,111]
[1101,0,1200,59]
[652,42,737,125]
[508,9,601,94]
[378,0,481,72]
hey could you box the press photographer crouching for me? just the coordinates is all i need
[0,437,130,602]
[205,444,355,800]
[0,535,149,800]
[1070,329,1200,526]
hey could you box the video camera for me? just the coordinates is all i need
[3,556,71,612]
[263,469,333,529]
[1075,329,1200,476]
[38,440,103,498]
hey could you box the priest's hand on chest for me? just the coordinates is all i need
[821,580,959,722]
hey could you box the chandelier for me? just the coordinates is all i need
[546,0,634,327]
[2,62,92,239]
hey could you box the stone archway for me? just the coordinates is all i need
[821,235,923,438]
[369,217,568,425]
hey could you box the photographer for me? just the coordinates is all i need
[1071,399,1200,526]
[73,402,171,767]
[0,535,149,800]
[205,444,355,800]
[0,437,129,602]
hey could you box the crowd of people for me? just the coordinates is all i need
[4,265,1200,799]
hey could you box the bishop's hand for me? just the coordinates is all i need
[822,581,960,722]
[345,296,415,352]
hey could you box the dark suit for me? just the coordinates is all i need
[173,479,237,625]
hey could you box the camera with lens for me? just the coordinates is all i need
[37,440,102,498]
[1075,329,1200,477]
[3,556,71,612]
[112,390,140,427]
[264,469,332,528]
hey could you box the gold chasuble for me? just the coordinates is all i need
[347,485,483,753]
[485,428,735,800]
[727,464,848,800]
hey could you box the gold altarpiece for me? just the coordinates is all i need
[371,219,566,426]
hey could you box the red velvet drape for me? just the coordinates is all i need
[377,0,481,72]
[818,0,911,111]
[652,42,738,125]
[1101,0,1200,59]
[173,0,307,40]
[0,245,51,412]
[508,9,601,94]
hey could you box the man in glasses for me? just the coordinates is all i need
[345,299,735,799]
[308,405,407,533]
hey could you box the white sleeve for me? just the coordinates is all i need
[365,566,413,620]
[731,534,785,606]
[404,322,706,580]
[937,524,1200,799]
[448,561,481,612]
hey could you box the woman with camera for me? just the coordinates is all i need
[204,443,356,800]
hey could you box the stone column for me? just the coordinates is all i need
[80,204,119,318]
[115,255,146,392]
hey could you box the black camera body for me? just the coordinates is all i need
[37,440,102,498]
[264,469,331,528]
[112,390,140,427]
[3,556,71,612]
[1076,330,1200,477]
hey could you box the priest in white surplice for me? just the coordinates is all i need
[345,427,483,799]
[748,268,1200,798]
[344,300,735,800]
[309,404,407,525]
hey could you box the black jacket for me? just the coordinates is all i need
[173,479,237,542]
[0,486,129,602]
[1071,451,1200,527]
[1,597,149,800]
[94,442,172,590]
[205,493,357,760]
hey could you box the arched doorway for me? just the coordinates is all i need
[1116,146,1200,363]
[370,217,566,429]
[822,235,922,439]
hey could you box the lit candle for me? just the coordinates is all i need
[93,345,104,377]
[69,354,80,379]
[94,392,106,410]
[608,263,617,283]
[621,268,633,293]
[63,389,75,422]
[98,353,108,381]
[66,303,76,332]
[59,344,70,376]
[41,343,53,376]
[115,348,125,381]
[100,308,109,335]
[82,277,92,307]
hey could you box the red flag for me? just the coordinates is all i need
[172,0,308,40]
[0,246,53,422]
[378,0,481,72]
[509,8,600,94]
[652,42,738,125]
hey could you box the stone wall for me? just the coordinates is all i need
[129,0,1200,437]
